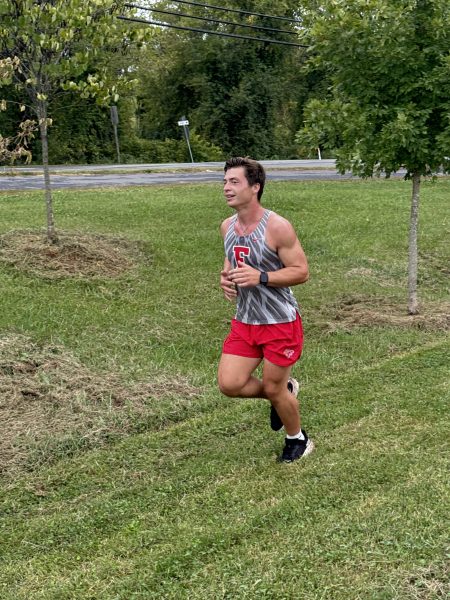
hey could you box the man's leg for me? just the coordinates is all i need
[263,359,314,462]
[218,353,264,398]
[219,354,313,462]
[262,359,300,436]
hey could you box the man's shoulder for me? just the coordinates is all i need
[220,216,234,237]
[221,216,234,228]
[265,211,298,249]
[267,211,294,234]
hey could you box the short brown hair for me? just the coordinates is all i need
[224,156,266,201]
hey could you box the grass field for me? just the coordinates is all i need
[0,178,449,599]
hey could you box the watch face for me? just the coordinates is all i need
[260,272,268,285]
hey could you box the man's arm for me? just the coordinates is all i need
[228,214,308,289]
[264,214,309,287]
[220,218,237,300]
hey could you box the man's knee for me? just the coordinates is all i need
[263,380,283,403]
[263,379,286,402]
[218,374,244,397]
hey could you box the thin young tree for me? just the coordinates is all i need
[0,0,142,242]
[297,0,450,314]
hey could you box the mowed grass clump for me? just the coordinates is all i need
[328,294,450,332]
[0,229,149,279]
[0,178,448,599]
[0,333,201,476]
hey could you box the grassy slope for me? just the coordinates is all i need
[0,179,448,599]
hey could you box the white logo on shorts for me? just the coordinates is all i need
[284,349,295,359]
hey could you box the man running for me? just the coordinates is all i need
[218,156,314,463]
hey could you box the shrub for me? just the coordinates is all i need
[121,133,224,164]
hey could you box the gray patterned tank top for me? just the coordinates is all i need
[224,209,299,324]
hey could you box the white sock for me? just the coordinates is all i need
[286,430,305,440]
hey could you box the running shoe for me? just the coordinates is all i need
[278,430,314,463]
[287,377,299,397]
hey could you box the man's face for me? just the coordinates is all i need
[223,167,259,208]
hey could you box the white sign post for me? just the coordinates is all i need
[178,115,194,163]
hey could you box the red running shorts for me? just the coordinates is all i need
[222,311,303,367]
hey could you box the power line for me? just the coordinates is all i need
[118,15,308,47]
[125,3,298,36]
[167,0,302,24]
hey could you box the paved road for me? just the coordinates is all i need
[0,160,358,191]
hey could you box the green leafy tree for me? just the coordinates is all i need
[0,0,144,242]
[297,0,450,314]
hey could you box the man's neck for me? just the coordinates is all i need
[236,203,264,225]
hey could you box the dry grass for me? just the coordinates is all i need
[402,562,450,599]
[0,230,148,279]
[328,295,450,332]
[0,334,201,476]
[345,265,401,288]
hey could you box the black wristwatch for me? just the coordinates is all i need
[259,271,269,286]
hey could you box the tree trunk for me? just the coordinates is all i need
[37,99,57,243]
[408,173,420,314]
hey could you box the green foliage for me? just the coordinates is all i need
[0,85,21,137]
[121,132,224,163]
[0,1,147,161]
[0,0,332,163]
[0,0,151,238]
[297,0,450,177]
[28,95,115,164]
[0,1,144,104]
[0,59,36,164]
[135,0,319,159]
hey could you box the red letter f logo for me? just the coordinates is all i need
[233,245,250,266]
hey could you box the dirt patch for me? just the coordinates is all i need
[402,562,449,599]
[0,230,149,279]
[0,334,201,476]
[328,295,450,332]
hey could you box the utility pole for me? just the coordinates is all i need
[110,105,121,164]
